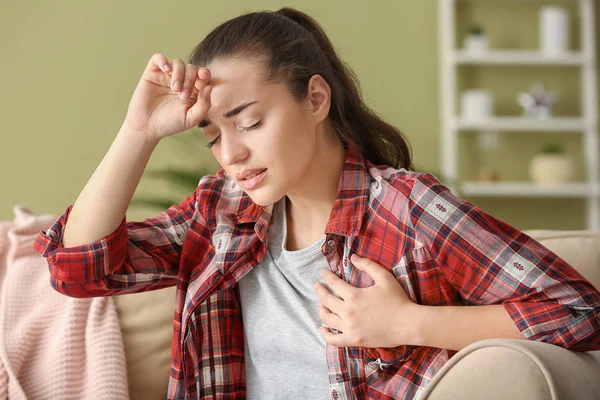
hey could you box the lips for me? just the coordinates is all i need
[242,171,263,180]
[237,168,267,181]
[237,169,267,190]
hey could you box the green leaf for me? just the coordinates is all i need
[540,142,565,154]
[469,25,485,35]
[144,168,209,191]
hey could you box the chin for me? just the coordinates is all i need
[244,188,284,207]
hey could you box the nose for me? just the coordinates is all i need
[219,130,249,166]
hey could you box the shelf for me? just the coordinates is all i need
[440,0,599,229]
[457,0,574,3]
[453,50,586,66]
[461,181,599,198]
[456,116,587,132]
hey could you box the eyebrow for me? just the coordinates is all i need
[197,101,259,128]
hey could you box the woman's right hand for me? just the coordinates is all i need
[122,53,212,142]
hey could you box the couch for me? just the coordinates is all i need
[113,229,600,400]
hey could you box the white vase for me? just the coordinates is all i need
[529,154,574,185]
[540,6,569,56]
[464,35,489,54]
[461,90,494,122]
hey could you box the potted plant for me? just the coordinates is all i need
[528,142,574,186]
[129,130,218,211]
[464,24,489,54]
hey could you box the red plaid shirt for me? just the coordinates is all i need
[34,142,600,399]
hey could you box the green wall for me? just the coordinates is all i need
[2,0,599,230]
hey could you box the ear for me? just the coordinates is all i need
[305,74,331,123]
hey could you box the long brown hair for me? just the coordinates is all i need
[188,7,413,170]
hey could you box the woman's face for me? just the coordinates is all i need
[200,57,330,206]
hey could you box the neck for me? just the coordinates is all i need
[284,127,346,250]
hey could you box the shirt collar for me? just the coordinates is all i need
[234,142,371,239]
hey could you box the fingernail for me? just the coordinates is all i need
[180,89,190,99]
[173,81,181,91]
[163,64,170,71]
[351,254,360,262]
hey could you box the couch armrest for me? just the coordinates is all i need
[420,339,600,400]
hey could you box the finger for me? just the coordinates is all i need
[318,326,345,346]
[186,68,209,100]
[320,270,356,300]
[187,84,212,127]
[351,255,390,285]
[318,304,343,329]
[314,281,344,311]
[194,68,211,93]
[170,58,185,92]
[147,53,171,74]
[179,64,198,100]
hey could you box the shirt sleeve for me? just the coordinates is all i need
[407,172,600,351]
[33,186,206,298]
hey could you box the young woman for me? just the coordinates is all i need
[34,7,600,400]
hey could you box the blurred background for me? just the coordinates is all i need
[1,0,599,230]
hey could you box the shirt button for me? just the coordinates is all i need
[327,239,335,248]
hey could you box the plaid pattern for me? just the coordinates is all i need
[34,142,600,399]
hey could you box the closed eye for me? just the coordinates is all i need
[206,120,263,148]
[206,137,219,149]
[243,120,263,132]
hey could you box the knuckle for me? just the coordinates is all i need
[347,292,359,303]
[184,74,196,86]
[171,59,183,69]
[354,335,365,346]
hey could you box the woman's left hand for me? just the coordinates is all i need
[314,254,419,349]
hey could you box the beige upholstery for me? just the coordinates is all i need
[421,230,600,400]
[421,338,600,400]
[114,230,600,399]
[114,286,176,400]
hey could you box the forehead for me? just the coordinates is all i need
[205,58,267,107]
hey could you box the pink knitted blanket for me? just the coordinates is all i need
[0,205,129,400]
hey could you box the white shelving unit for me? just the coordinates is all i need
[438,0,600,230]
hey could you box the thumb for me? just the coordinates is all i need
[351,254,388,284]
[351,254,364,269]
[187,86,212,126]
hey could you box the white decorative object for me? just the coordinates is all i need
[476,131,501,182]
[439,0,599,230]
[517,81,558,119]
[529,143,573,186]
[464,25,489,54]
[529,155,574,185]
[540,6,569,56]
[461,90,494,122]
